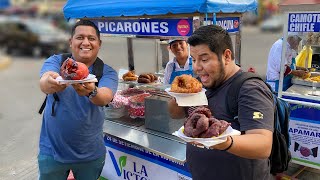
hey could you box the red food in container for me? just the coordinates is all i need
[128,93,151,118]
[109,88,145,108]
[120,88,145,97]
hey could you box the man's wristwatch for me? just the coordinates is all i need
[88,86,98,99]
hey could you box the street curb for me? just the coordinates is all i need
[0,56,12,70]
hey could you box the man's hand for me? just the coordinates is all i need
[72,82,95,96]
[40,71,67,94]
[291,69,309,78]
[296,66,308,71]
[210,136,233,150]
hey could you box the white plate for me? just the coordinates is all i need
[172,126,241,148]
[165,88,208,106]
[56,74,97,84]
[165,88,206,97]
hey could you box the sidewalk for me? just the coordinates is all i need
[277,162,320,180]
[0,53,11,70]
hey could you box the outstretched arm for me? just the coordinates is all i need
[72,83,113,106]
[212,129,273,159]
[40,71,67,94]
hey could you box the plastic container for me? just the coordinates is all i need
[128,93,151,118]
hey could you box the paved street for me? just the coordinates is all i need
[0,26,318,179]
[0,56,43,179]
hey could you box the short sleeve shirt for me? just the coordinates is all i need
[39,54,118,163]
[266,39,294,81]
[163,57,192,84]
[186,70,274,180]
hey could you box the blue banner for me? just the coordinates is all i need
[284,96,320,122]
[216,17,240,33]
[288,13,320,32]
[290,104,320,123]
[104,134,191,175]
[92,18,193,37]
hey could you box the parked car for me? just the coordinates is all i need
[0,17,70,57]
[44,13,76,32]
[260,14,284,32]
[242,11,258,26]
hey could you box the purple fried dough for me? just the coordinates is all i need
[219,120,231,134]
[190,107,212,118]
[199,121,221,138]
[184,113,209,137]
[192,115,209,137]
[184,118,194,137]
[208,117,220,126]
[184,125,194,137]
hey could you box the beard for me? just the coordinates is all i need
[207,62,225,89]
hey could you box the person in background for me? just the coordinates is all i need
[163,38,193,84]
[38,20,118,180]
[266,32,309,92]
[168,25,274,180]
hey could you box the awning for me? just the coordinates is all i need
[63,0,257,19]
[0,0,10,10]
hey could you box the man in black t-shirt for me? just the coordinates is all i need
[168,25,274,180]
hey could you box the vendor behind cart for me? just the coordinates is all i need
[163,38,193,84]
[266,32,309,92]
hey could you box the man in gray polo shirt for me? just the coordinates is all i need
[169,25,274,180]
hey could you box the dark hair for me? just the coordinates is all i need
[71,20,100,39]
[187,25,234,60]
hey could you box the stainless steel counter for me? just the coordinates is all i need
[284,84,320,100]
[103,119,187,163]
[282,84,320,108]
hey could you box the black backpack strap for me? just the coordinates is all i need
[38,96,47,114]
[92,57,104,84]
[227,72,263,119]
[38,93,60,116]
[61,53,72,64]
[92,57,110,107]
[51,93,60,116]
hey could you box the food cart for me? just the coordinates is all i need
[278,0,320,171]
[63,1,257,179]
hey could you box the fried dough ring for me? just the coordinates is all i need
[189,107,212,118]
[122,71,136,80]
[153,75,158,80]
[147,73,155,82]
[124,76,138,81]
[184,113,209,138]
[138,77,151,83]
[171,74,202,93]
[139,74,151,80]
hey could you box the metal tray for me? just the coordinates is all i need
[292,78,320,87]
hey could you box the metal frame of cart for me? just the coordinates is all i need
[278,0,320,170]
[63,1,258,179]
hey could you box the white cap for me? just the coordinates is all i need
[168,38,186,45]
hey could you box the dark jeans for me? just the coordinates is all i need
[38,154,105,180]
